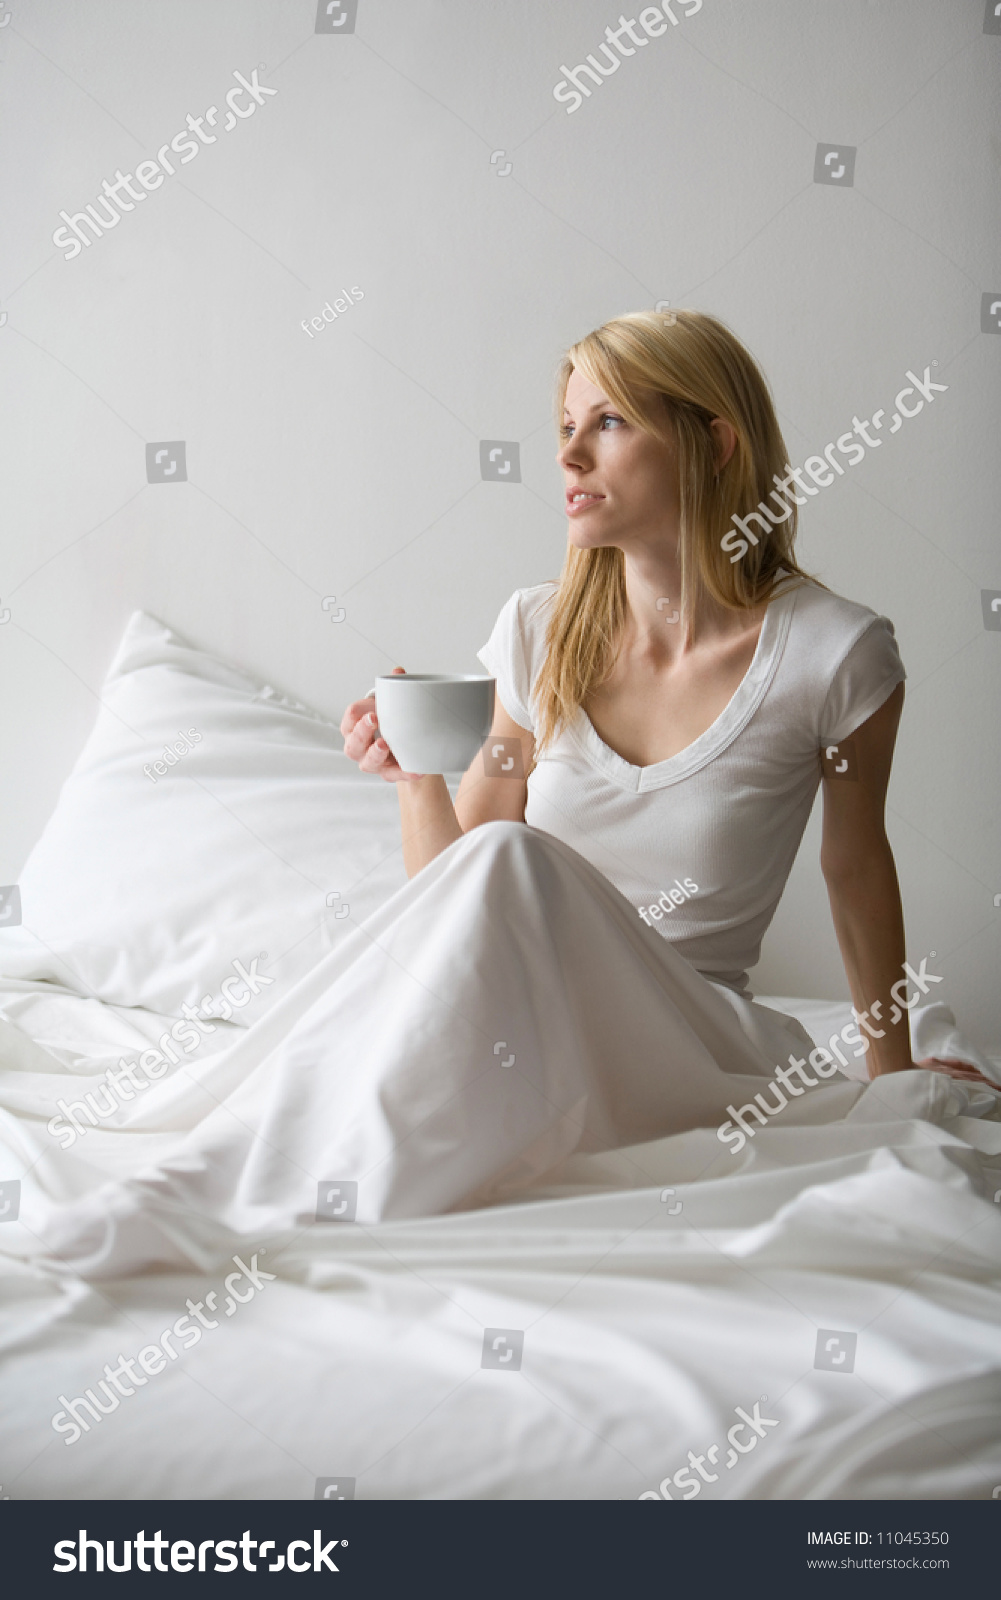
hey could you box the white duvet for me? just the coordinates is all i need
[1,821,1000,1500]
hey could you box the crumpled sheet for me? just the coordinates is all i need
[0,822,999,1499]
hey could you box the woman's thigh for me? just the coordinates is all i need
[30,818,829,1267]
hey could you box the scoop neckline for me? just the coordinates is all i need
[565,577,805,792]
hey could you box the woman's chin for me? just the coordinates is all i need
[567,523,614,551]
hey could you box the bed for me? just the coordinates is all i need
[1,612,999,1501]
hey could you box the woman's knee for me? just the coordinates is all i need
[460,818,530,853]
[459,819,554,866]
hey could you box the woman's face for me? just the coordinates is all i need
[557,368,681,556]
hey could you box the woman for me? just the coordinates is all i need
[37,311,991,1277]
[344,308,987,1112]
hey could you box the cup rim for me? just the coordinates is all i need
[375,673,494,684]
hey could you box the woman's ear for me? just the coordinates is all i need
[710,417,738,473]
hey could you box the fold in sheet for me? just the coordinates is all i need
[9,820,871,1277]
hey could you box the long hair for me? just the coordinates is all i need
[530,308,823,759]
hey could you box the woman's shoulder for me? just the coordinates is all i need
[494,580,559,640]
[513,579,560,612]
[778,574,897,652]
[773,576,905,733]
[477,582,560,731]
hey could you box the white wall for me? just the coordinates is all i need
[1,0,999,1044]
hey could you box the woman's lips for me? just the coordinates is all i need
[566,492,605,516]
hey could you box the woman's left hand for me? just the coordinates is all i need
[912,1056,997,1087]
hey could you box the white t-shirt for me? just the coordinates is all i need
[476,575,906,996]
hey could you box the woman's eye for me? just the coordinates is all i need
[560,414,623,439]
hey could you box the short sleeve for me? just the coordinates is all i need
[819,616,906,745]
[475,586,553,732]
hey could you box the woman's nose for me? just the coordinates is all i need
[557,439,588,468]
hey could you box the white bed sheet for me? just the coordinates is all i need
[1,973,999,1501]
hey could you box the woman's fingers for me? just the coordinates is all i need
[916,1057,996,1086]
[357,717,406,779]
[340,699,375,740]
[363,729,389,769]
[343,709,377,758]
[341,670,405,738]
[359,717,388,767]
[342,670,409,776]
[362,734,424,783]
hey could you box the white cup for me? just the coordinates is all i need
[374,673,495,775]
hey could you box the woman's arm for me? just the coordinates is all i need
[397,697,535,877]
[819,683,914,1077]
[340,673,535,879]
[820,684,992,1086]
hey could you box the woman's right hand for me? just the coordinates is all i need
[340,667,426,782]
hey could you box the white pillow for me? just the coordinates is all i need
[0,612,445,1023]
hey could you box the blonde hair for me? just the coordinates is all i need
[530,308,822,759]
